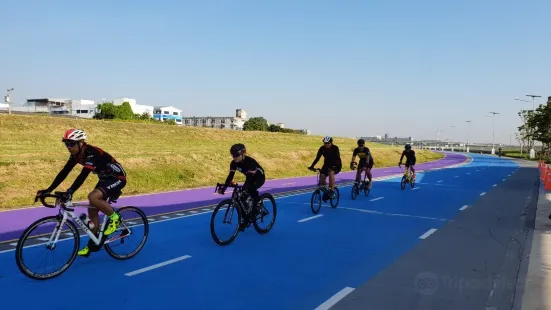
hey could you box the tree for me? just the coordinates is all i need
[268,124,282,132]
[243,117,269,131]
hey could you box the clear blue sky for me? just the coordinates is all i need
[2,0,550,145]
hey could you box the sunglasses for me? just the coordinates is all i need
[63,140,77,147]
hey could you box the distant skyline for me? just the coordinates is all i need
[2,0,550,144]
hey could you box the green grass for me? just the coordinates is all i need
[0,114,444,210]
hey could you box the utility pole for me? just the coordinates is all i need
[465,120,472,152]
[489,112,499,154]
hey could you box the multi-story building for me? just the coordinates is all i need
[153,106,183,125]
[20,98,97,118]
[181,109,248,130]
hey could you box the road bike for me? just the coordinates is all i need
[15,191,149,280]
[308,167,340,214]
[350,164,371,200]
[210,182,277,246]
[399,164,416,190]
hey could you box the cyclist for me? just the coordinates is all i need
[308,136,342,201]
[217,143,266,230]
[350,138,374,189]
[399,143,416,179]
[36,129,126,257]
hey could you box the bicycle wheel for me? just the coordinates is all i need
[253,193,277,234]
[363,181,370,196]
[210,199,242,246]
[351,184,358,200]
[400,176,407,190]
[104,206,149,260]
[410,176,416,188]
[15,215,80,280]
[330,187,340,208]
[311,189,322,214]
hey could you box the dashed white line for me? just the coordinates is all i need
[459,205,468,211]
[466,173,471,175]
[125,255,192,276]
[502,179,506,181]
[480,192,486,196]
[189,211,197,214]
[9,242,17,246]
[437,180,443,183]
[315,287,355,310]
[370,197,384,202]
[492,184,497,187]
[161,216,170,219]
[412,187,420,190]
[454,176,459,178]
[298,214,324,223]
[419,228,437,239]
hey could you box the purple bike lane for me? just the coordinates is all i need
[0,151,468,243]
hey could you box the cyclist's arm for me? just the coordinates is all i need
[67,167,93,194]
[223,161,237,187]
[350,148,358,167]
[310,147,323,167]
[399,151,405,164]
[45,157,77,192]
[334,146,342,166]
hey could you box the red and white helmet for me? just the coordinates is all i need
[62,128,87,142]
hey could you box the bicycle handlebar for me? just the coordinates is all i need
[214,182,241,193]
[308,167,321,172]
[35,191,73,210]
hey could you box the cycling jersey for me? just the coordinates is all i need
[224,156,265,188]
[311,145,342,168]
[46,144,126,194]
[353,147,373,164]
[400,150,416,164]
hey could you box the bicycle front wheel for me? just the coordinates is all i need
[210,199,242,246]
[105,206,149,260]
[311,189,322,214]
[330,187,340,208]
[351,184,358,200]
[15,215,79,280]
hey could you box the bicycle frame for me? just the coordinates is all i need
[37,193,125,247]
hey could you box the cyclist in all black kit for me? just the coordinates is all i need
[399,143,416,179]
[217,143,266,229]
[350,138,374,189]
[309,136,342,201]
[36,129,126,257]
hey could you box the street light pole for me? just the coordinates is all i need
[490,112,499,154]
[527,94,541,158]
[465,120,472,152]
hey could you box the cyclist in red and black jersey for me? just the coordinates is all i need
[36,129,126,257]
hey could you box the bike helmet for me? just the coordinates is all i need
[230,143,246,156]
[323,136,333,143]
[62,128,87,142]
[405,143,411,150]
[357,138,365,145]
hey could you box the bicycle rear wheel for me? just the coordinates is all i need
[311,189,322,214]
[210,199,242,246]
[104,206,149,260]
[253,193,277,234]
[15,215,79,280]
[363,181,370,196]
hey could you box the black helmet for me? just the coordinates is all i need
[230,143,246,156]
[357,138,365,145]
[405,143,411,150]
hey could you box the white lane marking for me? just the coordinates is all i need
[315,287,355,310]
[298,214,324,223]
[437,180,443,183]
[370,197,384,202]
[125,255,192,276]
[454,176,459,178]
[161,216,170,219]
[480,192,486,196]
[9,242,17,246]
[459,205,468,211]
[466,173,471,175]
[502,179,506,181]
[493,184,497,187]
[189,211,197,214]
[419,228,437,239]
[412,187,420,190]
[338,207,448,221]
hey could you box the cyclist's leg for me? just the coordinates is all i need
[355,166,362,183]
[320,166,329,187]
[91,178,126,235]
[328,165,341,197]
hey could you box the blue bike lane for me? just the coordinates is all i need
[0,153,521,310]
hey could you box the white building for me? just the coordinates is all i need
[112,97,154,116]
[19,98,97,118]
[181,109,248,130]
[153,105,183,125]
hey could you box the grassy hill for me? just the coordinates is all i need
[0,114,444,210]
